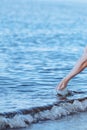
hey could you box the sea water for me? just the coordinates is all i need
[0,0,87,129]
[10,112,87,130]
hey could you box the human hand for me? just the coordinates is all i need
[56,78,68,90]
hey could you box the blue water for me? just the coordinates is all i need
[18,112,87,130]
[0,0,87,114]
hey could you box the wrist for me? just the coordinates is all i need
[64,76,70,82]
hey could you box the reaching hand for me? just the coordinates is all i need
[56,78,68,90]
[56,46,87,91]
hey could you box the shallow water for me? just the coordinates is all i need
[6,111,87,130]
[18,112,87,130]
[0,0,87,129]
[0,0,87,113]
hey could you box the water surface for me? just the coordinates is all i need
[0,0,87,116]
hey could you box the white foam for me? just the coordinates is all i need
[0,116,8,129]
[51,106,68,119]
[57,88,69,96]
[1,99,87,129]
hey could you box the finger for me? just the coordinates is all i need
[56,83,62,90]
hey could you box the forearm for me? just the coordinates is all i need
[57,46,87,90]
[65,56,87,82]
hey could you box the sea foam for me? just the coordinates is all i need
[1,97,87,129]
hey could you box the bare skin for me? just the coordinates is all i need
[56,46,87,90]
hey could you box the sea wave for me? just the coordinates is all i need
[1,96,87,130]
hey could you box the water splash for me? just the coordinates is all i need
[1,97,87,129]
